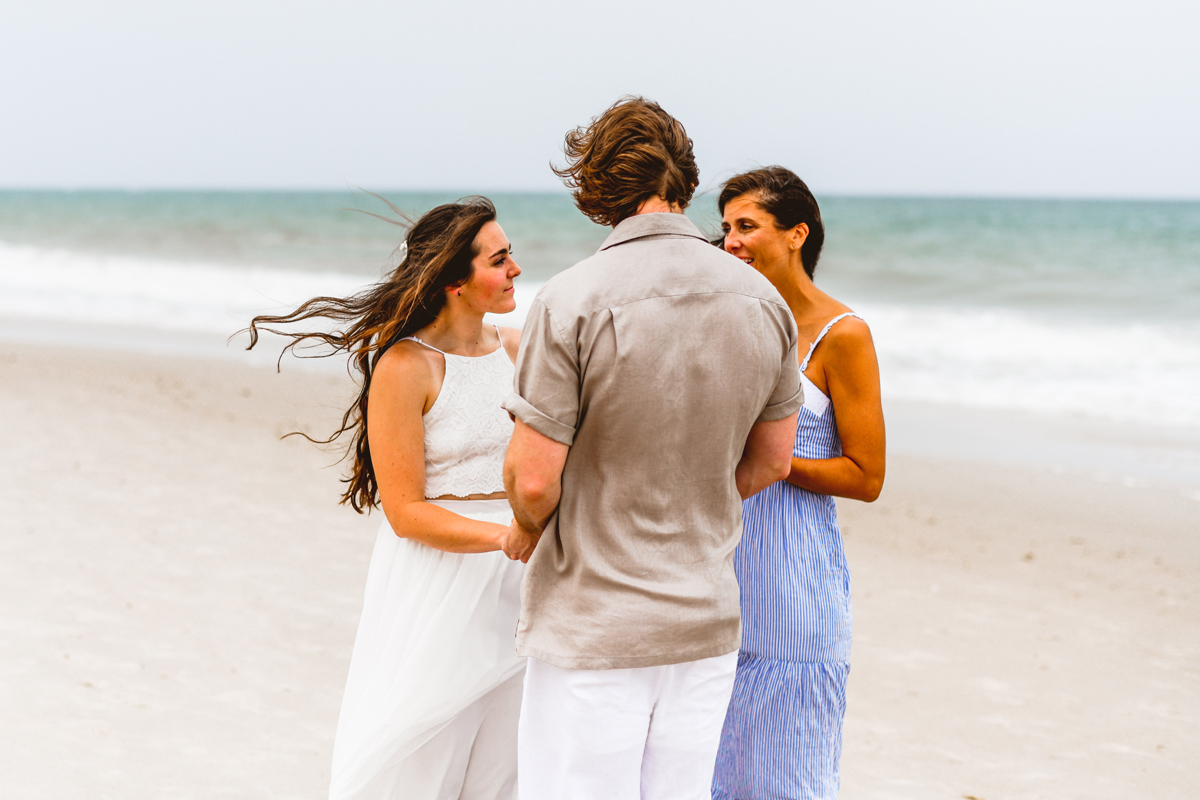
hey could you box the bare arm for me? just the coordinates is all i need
[787,322,886,502]
[368,346,507,552]
[501,419,569,562]
[736,412,800,499]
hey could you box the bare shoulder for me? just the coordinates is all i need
[373,340,438,399]
[822,313,877,363]
[828,313,873,341]
[498,325,522,360]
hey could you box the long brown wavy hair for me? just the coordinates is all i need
[244,196,498,513]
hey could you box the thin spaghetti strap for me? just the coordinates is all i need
[399,336,450,357]
[800,312,864,372]
[492,323,517,366]
[400,332,507,359]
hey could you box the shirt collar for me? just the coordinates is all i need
[598,213,708,251]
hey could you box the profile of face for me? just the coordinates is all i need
[721,193,809,280]
[451,221,521,314]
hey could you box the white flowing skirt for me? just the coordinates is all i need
[329,499,526,800]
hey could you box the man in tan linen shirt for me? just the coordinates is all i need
[504,210,803,668]
[501,98,801,800]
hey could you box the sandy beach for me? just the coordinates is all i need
[1,341,1196,800]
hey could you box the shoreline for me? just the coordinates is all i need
[1,341,1197,798]
[4,317,1195,498]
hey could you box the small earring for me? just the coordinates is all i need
[456,290,462,296]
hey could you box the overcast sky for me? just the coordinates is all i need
[3,0,1197,198]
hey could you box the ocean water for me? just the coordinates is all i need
[1,190,1198,487]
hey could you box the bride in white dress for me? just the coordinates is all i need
[247,197,526,800]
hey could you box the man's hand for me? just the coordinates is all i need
[501,519,541,563]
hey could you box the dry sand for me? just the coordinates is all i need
[838,452,1199,798]
[0,343,1196,799]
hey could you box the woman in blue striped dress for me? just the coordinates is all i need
[712,167,886,800]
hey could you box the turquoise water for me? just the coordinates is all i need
[0,190,603,281]
[819,197,1200,323]
[698,194,1200,324]
[2,190,1196,324]
[1,190,1198,450]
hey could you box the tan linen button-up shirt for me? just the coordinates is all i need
[503,212,802,670]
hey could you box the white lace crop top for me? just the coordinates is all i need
[401,333,515,498]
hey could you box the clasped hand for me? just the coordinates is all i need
[501,519,540,563]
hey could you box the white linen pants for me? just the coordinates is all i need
[517,651,739,800]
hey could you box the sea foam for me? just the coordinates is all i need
[2,241,1198,430]
[0,240,367,336]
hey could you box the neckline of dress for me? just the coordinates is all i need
[427,343,505,360]
[402,326,512,364]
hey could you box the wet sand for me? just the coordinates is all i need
[0,343,1195,799]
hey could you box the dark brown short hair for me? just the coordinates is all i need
[553,97,699,227]
[718,166,825,278]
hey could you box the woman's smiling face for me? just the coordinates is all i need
[721,193,807,281]
[721,193,790,275]
[456,221,521,314]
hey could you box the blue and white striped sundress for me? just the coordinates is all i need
[713,313,862,800]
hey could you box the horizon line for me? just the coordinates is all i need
[1,186,1198,204]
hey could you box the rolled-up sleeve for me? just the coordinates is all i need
[503,299,581,446]
[757,302,804,422]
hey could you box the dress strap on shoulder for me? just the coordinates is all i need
[400,336,450,356]
[800,312,864,372]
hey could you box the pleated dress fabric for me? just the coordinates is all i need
[328,339,526,800]
[712,314,861,800]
